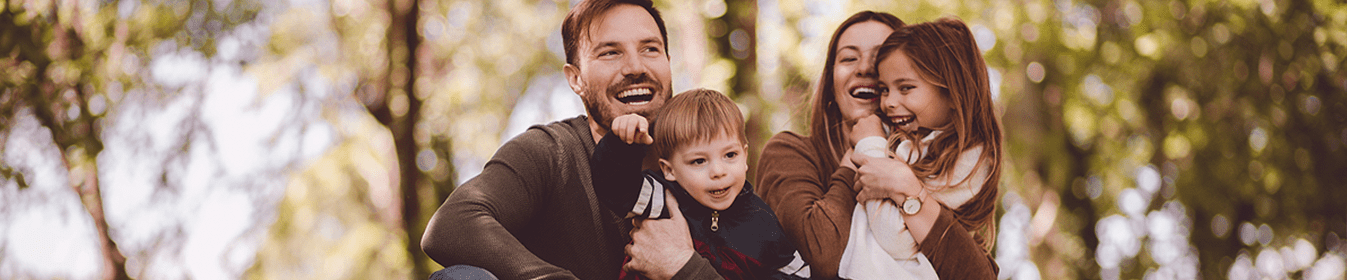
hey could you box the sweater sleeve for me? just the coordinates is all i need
[670,253,725,280]
[421,128,579,279]
[917,207,1000,279]
[592,132,671,219]
[754,132,859,279]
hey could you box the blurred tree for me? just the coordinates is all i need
[1,0,260,278]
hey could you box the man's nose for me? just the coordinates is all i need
[620,51,646,76]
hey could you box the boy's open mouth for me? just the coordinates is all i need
[708,186,732,196]
[617,88,654,105]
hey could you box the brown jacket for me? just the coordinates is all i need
[755,132,998,279]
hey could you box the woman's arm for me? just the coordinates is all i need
[918,207,999,279]
[755,132,858,279]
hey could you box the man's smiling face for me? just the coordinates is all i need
[564,3,673,137]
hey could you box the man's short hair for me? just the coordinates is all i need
[651,89,747,159]
[561,0,670,68]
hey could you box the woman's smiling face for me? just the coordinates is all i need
[831,21,895,124]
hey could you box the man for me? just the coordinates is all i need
[421,1,720,279]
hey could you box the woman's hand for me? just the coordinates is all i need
[850,153,922,203]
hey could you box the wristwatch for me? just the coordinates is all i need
[902,189,924,215]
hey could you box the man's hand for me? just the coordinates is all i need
[625,190,695,280]
[612,114,654,145]
[850,114,886,145]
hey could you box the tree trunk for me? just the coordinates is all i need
[363,0,429,278]
[719,1,762,180]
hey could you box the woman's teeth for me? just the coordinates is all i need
[617,88,654,105]
[851,87,879,99]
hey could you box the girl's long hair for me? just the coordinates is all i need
[874,17,1004,253]
[806,11,904,173]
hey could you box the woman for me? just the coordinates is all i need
[755,13,997,279]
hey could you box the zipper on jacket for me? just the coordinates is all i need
[711,211,720,232]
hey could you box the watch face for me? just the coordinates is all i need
[903,197,921,215]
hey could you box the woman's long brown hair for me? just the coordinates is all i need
[806,11,904,173]
[875,17,1004,253]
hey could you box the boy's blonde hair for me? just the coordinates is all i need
[650,88,746,159]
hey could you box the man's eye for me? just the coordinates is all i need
[599,50,618,57]
[644,46,662,53]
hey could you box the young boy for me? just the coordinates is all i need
[590,89,809,280]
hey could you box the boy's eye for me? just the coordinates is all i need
[689,158,706,165]
[725,151,738,159]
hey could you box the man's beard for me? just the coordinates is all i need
[583,73,663,133]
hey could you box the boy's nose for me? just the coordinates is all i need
[709,161,727,179]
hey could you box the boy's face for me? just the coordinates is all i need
[659,133,747,211]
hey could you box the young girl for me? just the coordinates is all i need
[838,17,1003,279]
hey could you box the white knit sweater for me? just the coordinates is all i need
[839,131,991,280]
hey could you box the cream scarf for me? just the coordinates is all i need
[839,131,990,280]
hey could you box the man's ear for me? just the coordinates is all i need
[659,159,677,182]
[563,63,584,96]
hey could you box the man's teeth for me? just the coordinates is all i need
[618,88,652,98]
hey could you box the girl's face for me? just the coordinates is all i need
[877,50,953,132]
[831,21,894,123]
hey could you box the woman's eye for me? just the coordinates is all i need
[900,85,915,92]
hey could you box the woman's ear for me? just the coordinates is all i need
[563,64,585,96]
[659,159,677,182]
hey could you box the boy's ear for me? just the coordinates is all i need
[563,64,585,96]
[659,159,677,182]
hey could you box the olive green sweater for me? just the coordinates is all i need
[422,116,720,280]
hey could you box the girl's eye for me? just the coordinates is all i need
[900,85,915,92]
